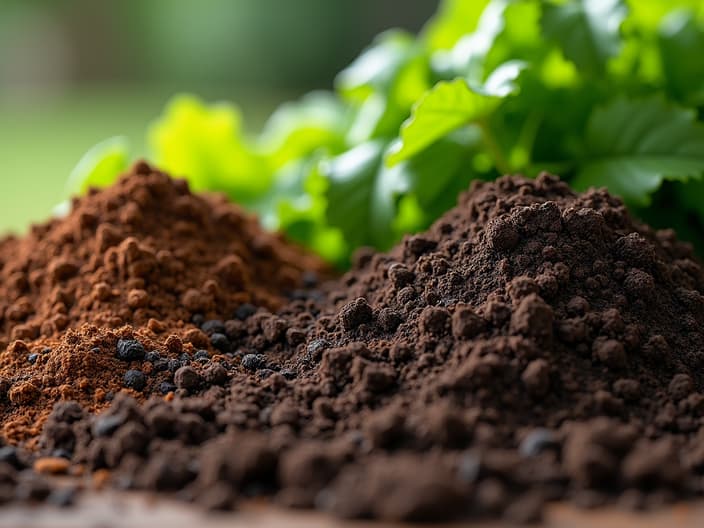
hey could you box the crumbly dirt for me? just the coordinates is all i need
[0,162,327,445]
[4,171,704,523]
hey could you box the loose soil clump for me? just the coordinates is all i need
[0,163,327,444]
[4,171,704,522]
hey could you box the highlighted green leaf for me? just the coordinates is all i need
[542,0,628,75]
[658,10,704,106]
[388,60,525,167]
[66,136,130,196]
[259,92,349,168]
[422,0,492,51]
[386,80,497,165]
[573,96,704,206]
[148,95,267,204]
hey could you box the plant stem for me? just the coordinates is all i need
[478,119,511,175]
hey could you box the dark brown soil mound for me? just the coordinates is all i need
[0,163,327,444]
[4,172,704,523]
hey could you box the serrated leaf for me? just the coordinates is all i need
[386,80,498,165]
[388,62,524,166]
[66,136,130,196]
[573,96,704,206]
[542,0,628,75]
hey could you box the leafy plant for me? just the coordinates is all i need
[69,0,704,267]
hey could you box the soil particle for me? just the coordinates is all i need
[339,298,373,331]
[4,172,704,522]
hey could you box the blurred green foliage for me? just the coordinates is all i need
[0,1,434,233]
[69,0,704,266]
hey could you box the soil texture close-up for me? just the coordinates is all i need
[3,166,704,524]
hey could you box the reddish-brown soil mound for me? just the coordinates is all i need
[0,162,327,444]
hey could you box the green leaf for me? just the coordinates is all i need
[542,0,628,75]
[336,30,418,102]
[66,136,130,196]
[626,0,704,32]
[258,158,349,267]
[259,92,350,168]
[320,141,389,248]
[338,31,429,144]
[658,10,704,106]
[148,94,268,204]
[387,64,524,166]
[395,134,480,223]
[573,96,704,206]
[474,59,527,96]
[432,0,510,82]
[483,0,544,75]
[322,137,479,252]
[422,0,492,51]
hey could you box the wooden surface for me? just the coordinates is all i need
[1,491,703,528]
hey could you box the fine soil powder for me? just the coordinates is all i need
[3,167,704,522]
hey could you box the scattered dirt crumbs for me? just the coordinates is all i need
[3,169,704,524]
[0,162,327,445]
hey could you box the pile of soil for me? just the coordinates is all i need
[3,169,704,522]
[0,163,327,444]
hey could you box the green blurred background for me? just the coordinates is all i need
[0,0,437,233]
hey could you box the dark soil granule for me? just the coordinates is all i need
[4,171,704,523]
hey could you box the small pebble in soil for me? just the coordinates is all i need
[241,353,267,371]
[234,303,257,320]
[306,339,331,361]
[27,353,38,365]
[280,369,297,380]
[210,333,230,352]
[116,339,146,362]
[152,360,169,372]
[159,381,177,394]
[145,351,161,363]
[167,359,182,373]
[123,370,147,391]
[174,366,202,391]
[201,320,226,335]
[194,350,210,360]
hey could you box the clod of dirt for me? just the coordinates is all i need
[7,172,704,523]
[0,162,327,444]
